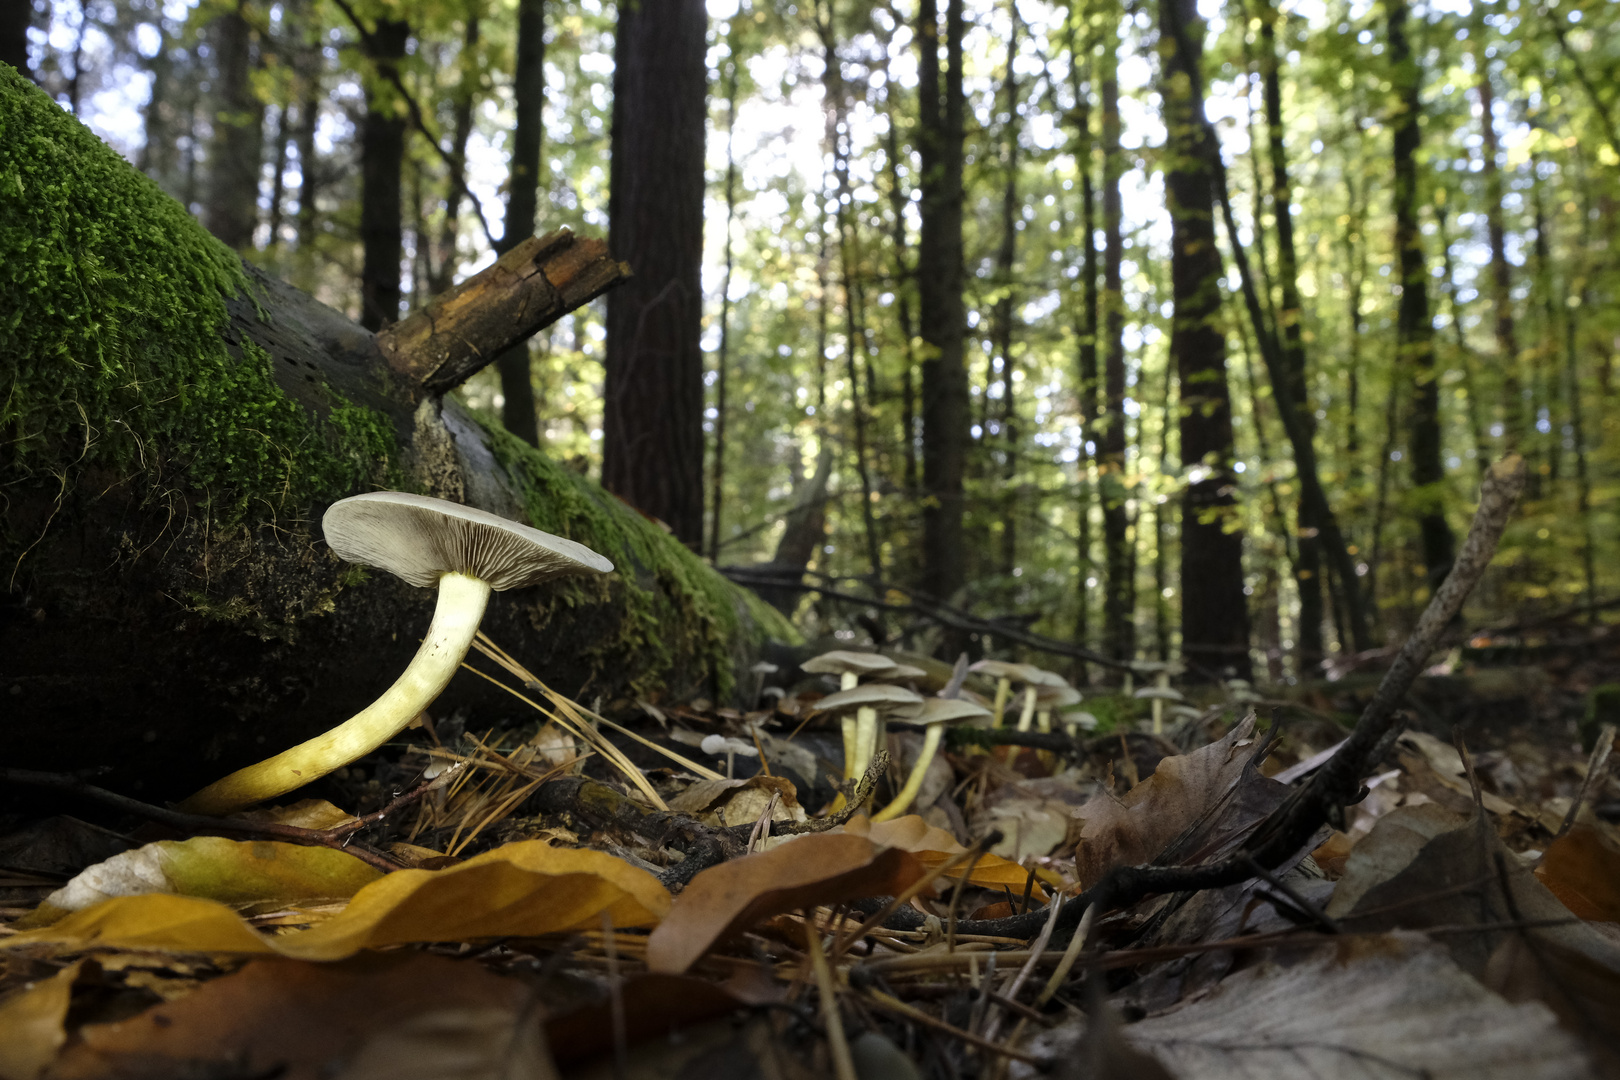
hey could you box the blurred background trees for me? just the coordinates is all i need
[8,0,1616,681]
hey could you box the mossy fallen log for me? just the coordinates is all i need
[0,68,797,801]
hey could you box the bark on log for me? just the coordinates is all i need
[0,70,794,804]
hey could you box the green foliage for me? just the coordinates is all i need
[0,67,395,561]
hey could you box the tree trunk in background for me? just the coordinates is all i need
[993,9,1021,577]
[0,0,30,79]
[359,18,409,331]
[204,3,264,250]
[138,21,178,195]
[1389,0,1454,592]
[1160,0,1251,681]
[755,447,834,613]
[1258,0,1322,670]
[295,10,321,264]
[496,0,544,447]
[429,7,482,298]
[1069,17,1098,683]
[915,0,967,606]
[709,25,739,563]
[603,0,707,547]
[1472,17,1526,458]
[1100,22,1134,666]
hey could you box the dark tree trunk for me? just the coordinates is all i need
[429,7,482,298]
[360,18,409,331]
[602,0,708,548]
[1258,0,1323,670]
[0,0,31,79]
[203,3,264,250]
[882,58,920,500]
[295,18,321,260]
[1159,0,1251,681]
[709,24,739,563]
[1389,0,1454,592]
[266,104,290,249]
[992,8,1021,577]
[1069,18,1098,683]
[138,21,179,194]
[1100,22,1134,665]
[496,0,544,447]
[915,0,967,605]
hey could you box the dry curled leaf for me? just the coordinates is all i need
[1073,715,1282,884]
[2,842,668,961]
[645,832,925,974]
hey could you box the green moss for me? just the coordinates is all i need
[0,67,395,557]
[475,418,799,699]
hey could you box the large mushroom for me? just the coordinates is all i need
[871,697,990,822]
[180,492,613,815]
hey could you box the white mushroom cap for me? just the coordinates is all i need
[1035,685,1083,708]
[969,659,1068,688]
[813,683,925,718]
[1132,686,1186,702]
[872,662,928,682]
[802,650,903,679]
[323,492,612,590]
[912,698,993,725]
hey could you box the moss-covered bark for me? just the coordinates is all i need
[0,68,795,800]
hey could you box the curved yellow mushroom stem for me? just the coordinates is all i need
[852,706,879,779]
[872,723,944,822]
[179,572,493,816]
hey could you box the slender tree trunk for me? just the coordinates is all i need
[1472,24,1526,457]
[295,18,321,259]
[267,104,290,249]
[1258,0,1323,670]
[1566,282,1597,617]
[1436,205,1491,480]
[429,7,482,297]
[602,0,707,546]
[708,27,739,563]
[1389,0,1454,592]
[1160,0,1251,681]
[139,20,181,197]
[204,3,264,250]
[493,0,545,446]
[1343,172,1363,459]
[916,0,967,605]
[1100,17,1134,665]
[818,7,883,581]
[359,18,409,331]
[993,8,1021,576]
[883,70,920,498]
[1069,15,1099,682]
[1530,165,1558,487]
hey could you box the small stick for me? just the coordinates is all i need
[805,918,858,1080]
[1034,900,1096,1007]
[983,894,1063,1043]
[830,832,1000,961]
[1555,724,1616,841]
[860,988,1042,1064]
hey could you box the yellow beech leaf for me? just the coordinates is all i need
[3,842,668,962]
[20,837,384,927]
[275,842,669,960]
[841,814,1044,897]
[0,960,82,1080]
[645,832,924,975]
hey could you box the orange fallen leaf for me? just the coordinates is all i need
[2,842,668,961]
[841,814,1048,897]
[1535,825,1620,922]
[645,833,925,974]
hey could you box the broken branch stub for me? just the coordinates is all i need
[376,228,632,397]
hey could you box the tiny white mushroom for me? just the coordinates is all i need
[180,492,612,815]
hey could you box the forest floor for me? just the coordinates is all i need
[1,626,1618,1080]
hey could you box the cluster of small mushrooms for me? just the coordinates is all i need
[802,650,1093,822]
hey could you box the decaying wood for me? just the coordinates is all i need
[376,229,631,396]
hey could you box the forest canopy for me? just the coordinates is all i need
[9,0,1616,679]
